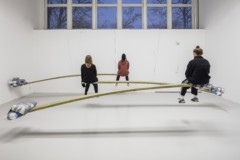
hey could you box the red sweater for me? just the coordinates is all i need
[117,60,129,76]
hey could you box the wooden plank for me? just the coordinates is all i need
[30,83,190,112]
[26,73,116,85]
[95,81,171,85]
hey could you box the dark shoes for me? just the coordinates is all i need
[178,98,185,103]
[178,97,199,103]
[191,97,199,102]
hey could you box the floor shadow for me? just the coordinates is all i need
[85,103,227,111]
[0,124,224,143]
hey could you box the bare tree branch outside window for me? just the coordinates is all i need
[46,0,194,29]
[122,7,142,29]
[148,7,167,29]
[172,0,191,4]
[48,0,67,4]
[48,7,67,29]
[98,7,117,29]
[73,7,92,29]
[172,7,191,29]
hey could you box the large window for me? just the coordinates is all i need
[46,0,198,29]
[98,7,117,29]
[97,0,117,29]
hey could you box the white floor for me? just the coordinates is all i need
[0,92,240,160]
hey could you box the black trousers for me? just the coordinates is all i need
[180,86,198,96]
[180,79,198,96]
[116,75,129,81]
[85,83,98,95]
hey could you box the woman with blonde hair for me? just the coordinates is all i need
[81,55,98,95]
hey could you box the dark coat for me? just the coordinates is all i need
[81,64,98,83]
[185,56,211,85]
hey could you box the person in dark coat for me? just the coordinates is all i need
[81,55,98,95]
[116,53,130,86]
[178,46,211,103]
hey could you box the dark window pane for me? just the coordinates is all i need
[73,7,92,29]
[72,0,92,4]
[47,7,67,29]
[122,7,142,29]
[98,7,117,29]
[172,7,192,29]
[172,0,191,4]
[147,0,166,4]
[122,0,142,4]
[147,7,167,29]
[48,0,67,4]
[98,0,117,4]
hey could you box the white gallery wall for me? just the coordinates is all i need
[199,0,240,104]
[31,30,205,94]
[0,0,206,105]
[0,0,42,105]
[6,0,237,105]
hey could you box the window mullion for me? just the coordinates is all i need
[44,0,47,29]
[117,0,122,29]
[193,0,199,29]
[93,0,96,29]
[143,0,147,29]
[67,0,72,29]
[167,0,172,29]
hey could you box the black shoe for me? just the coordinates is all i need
[191,97,199,102]
[178,98,185,103]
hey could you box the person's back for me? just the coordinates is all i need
[116,53,130,86]
[186,56,210,85]
[178,46,211,103]
[118,59,129,76]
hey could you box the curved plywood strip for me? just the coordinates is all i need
[95,81,171,85]
[26,73,116,85]
[30,83,190,112]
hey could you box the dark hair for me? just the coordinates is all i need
[121,53,126,61]
[193,46,203,56]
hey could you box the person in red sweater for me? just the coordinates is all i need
[116,53,130,86]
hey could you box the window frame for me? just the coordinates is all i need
[45,0,198,29]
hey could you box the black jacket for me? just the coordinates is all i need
[185,56,211,85]
[81,64,98,83]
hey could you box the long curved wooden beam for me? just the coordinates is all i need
[30,83,190,112]
[26,73,116,85]
[95,81,171,85]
